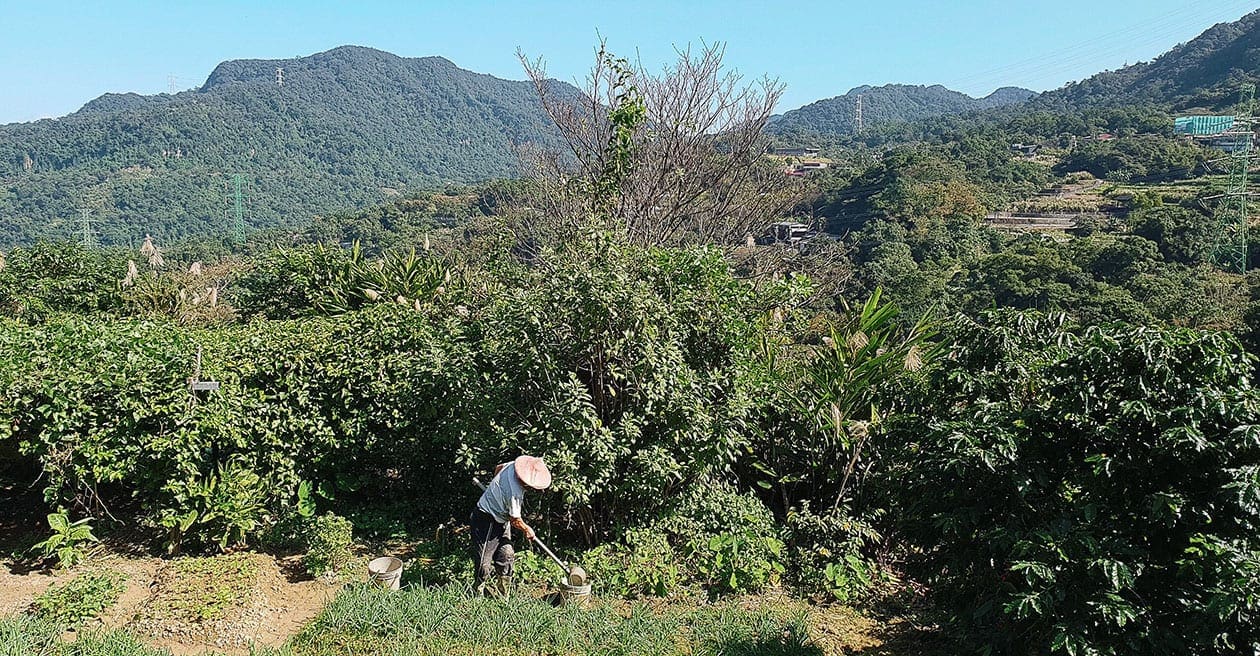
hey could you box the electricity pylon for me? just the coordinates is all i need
[1210,83,1255,274]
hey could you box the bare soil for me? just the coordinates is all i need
[1,548,339,656]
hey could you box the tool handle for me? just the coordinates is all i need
[532,535,571,576]
[473,476,569,576]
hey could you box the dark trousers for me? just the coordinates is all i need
[469,509,515,586]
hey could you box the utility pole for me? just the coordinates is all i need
[854,94,864,133]
[1210,83,1255,274]
[275,67,284,87]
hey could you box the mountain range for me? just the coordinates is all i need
[2,8,1260,246]
[0,46,572,245]
[767,84,1036,137]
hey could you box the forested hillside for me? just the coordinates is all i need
[768,83,1035,137]
[0,46,572,246]
[1036,8,1260,111]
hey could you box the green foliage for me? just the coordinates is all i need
[31,511,98,569]
[581,529,681,598]
[783,503,884,603]
[469,242,806,531]
[304,513,355,577]
[0,239,803,550]
[233,241,454,319]
[888,311,1260,654]
[748,289,938,516]
[690,529,786,595]
[32,570,127,627]
[159,456,266,553]
[1054,134,1208,181]
[0,242,129,321]
[406,537,473,588]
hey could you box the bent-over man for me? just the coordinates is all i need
[470,455,551,596]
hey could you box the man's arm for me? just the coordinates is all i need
[509,517,535,541]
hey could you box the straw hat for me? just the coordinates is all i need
[514,455,552,490]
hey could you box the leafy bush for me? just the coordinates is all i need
[783,503,884,603]
[30,511,98,569]
[1,241,805,549]
[889,311,1260,655]
[581,528,681,598]
[689,529,785,595]
[406,537,473,587]
[0,242,129,322]
[304,513,355,578]
[159,457,266,553]
[32,570,127,627]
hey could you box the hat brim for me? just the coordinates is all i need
[514,455,552,490]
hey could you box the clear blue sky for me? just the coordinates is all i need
[2,0,1257,124]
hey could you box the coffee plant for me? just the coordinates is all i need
[888,311,1260,655]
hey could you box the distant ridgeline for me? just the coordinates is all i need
[767,84,1037,138]
[5,8,1260,247]
[0,46,574,247]
[769,9,1260,142]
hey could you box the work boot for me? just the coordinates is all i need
[493,575,511,599]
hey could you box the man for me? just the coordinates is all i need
[470,454,551,596]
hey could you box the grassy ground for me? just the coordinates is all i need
[0,580,923,656]
[278,584,821,656]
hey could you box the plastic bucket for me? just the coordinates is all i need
[368,556,403,591]
[557,580,591,607]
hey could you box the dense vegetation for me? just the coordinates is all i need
[5,16,1260,655]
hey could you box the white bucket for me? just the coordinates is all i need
[368,556,403,591]
[557,580,591,607]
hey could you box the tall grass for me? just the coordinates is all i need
[0,584,824,656]
[0,614,169,656]
[280,583,821,656]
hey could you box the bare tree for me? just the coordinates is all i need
[519,41,807,248]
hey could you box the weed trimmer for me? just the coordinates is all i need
[473,476,589,587]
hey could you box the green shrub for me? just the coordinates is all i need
[32,570,127,627]
[890,311,1260,655]
[405,537,472,587]
[689,529,785,595]
[581,528,681,598]
[30,511,98,569]
[651,481,784,596]
[0,242,803,547]
[304,513,354,577]
[158,457,266,553]
[783,503,884,603]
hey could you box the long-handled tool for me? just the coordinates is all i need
[473,476,588,586]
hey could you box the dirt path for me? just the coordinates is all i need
[1,550,339,655]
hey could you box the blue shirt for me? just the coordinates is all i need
[476,462,525,524]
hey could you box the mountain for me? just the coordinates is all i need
[1035,9,1260,111]
[0,46,572,246]
[768,84,1036,137]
